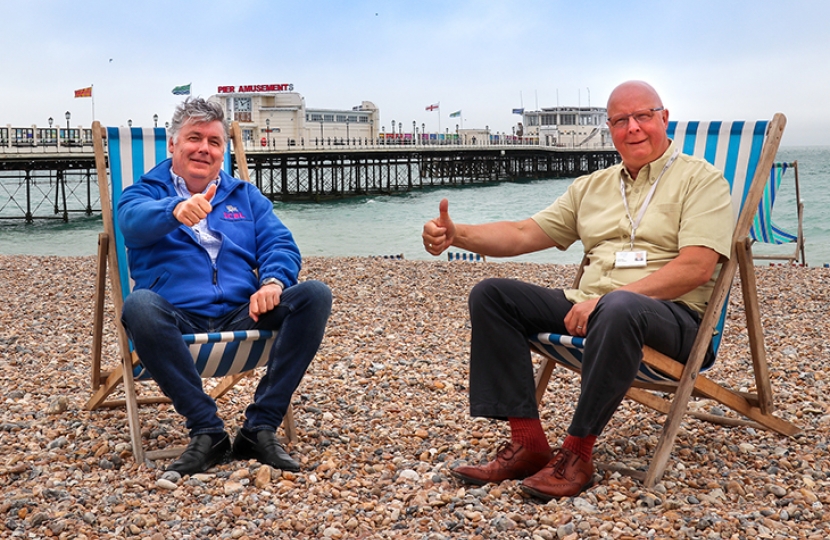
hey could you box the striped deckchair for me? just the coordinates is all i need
[529,115,800,487]
[87,121,297,464]
[750,161,805,264]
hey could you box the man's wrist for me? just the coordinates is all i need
[260,277,284,290]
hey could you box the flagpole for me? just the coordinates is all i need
[91,84,95,121]
[438,102,441,135]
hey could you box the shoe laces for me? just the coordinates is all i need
[544,448,576,478]
[493,441,521,462]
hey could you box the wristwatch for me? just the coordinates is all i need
[261,277,284,290]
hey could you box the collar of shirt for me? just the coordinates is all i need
[619,140,678,185]
[171,167,221,199]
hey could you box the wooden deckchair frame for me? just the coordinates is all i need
[87,121,297,464]
[532,113,800,487]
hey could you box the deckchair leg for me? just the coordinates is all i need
[737,240,774,414]
[533,357,556,406]
[91,233,108,391]
[282,404,298,444]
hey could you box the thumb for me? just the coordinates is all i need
[438,198,450,224]
[204,183,218,202]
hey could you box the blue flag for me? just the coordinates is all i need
[512,108,524,115]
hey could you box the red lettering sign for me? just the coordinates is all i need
[216,84,294,94]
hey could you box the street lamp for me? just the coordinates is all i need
[48,117,53,128]
[346,118,350,143]
[128,119,132,127]
[266,118,271,147]
[153,114,158,127]
[65,111,71,147]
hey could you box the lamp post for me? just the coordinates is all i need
[48,117,53,128]
[153,114,158,127]
[320,120,324,143]
[266,118,271,148]
[346,118,350,144]
[369,119,374,144]
[65,111,71,148]
[128,119,132,127]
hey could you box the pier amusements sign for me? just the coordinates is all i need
[217,84,294,93]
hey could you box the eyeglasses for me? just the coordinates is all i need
[607,107,664,130]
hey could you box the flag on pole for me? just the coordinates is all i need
[172,83,192,96]
[425,103,439,111]
[449,110,461,118]
[512,108,524,115]
[74,87,93,98]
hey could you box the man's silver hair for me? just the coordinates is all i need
[169,97,229,143]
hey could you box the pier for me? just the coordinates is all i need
[0,140,618,221]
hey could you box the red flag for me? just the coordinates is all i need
[74,87,93,98]
[425,103,439,111]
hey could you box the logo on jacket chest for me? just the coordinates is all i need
[222,204,247,220]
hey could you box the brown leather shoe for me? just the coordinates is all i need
[450,442,551,486]
[520,447,594,500]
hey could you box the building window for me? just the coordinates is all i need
[559,114,576,126]
[323,114,334,122]
[309,113,323,122]
[336,115,347,122]
[358,116,368,123]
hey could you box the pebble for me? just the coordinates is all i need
[1,255,830,538]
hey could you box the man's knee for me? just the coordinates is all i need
[122,289,163,322]
[591,290,652,331]
[469,278,507,313]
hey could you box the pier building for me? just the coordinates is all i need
[209,84,379,148]
[521,106,611,149]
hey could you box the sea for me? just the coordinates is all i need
[1,146,828,266]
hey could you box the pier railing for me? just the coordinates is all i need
[0,128,619,221]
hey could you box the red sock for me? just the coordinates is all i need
[508,417,551,453]
[562,434,597,462]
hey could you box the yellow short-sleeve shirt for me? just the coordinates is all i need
[531,141,733,314]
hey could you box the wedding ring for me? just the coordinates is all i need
[429,243,433,248]
[577,326,583,329]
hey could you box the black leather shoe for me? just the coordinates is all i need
[166,433,231,475]
[232,429,300,472]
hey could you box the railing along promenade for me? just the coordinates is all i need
[0,137,619,222]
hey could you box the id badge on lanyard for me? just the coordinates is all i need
[615,148,679,269]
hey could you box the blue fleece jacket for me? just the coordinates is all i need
[117,158,301,318]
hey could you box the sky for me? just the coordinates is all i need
[2,1,828,146]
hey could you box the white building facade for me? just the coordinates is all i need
[522,106,612,148]
[208,84,379,148]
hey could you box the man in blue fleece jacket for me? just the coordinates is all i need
[118,97,332,475]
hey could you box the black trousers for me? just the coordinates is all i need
[468,278,706,437]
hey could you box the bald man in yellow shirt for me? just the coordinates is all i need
[422,81,732,500]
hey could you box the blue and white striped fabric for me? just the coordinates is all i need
[530,120,770,384]
[104,126,275,381]
[106,127,169,298]
[749,163,798,245]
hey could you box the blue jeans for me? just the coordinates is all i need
[121,280,332,437]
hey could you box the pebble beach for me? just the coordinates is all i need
[1,254,829,539]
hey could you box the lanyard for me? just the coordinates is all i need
[619,148,679,250]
